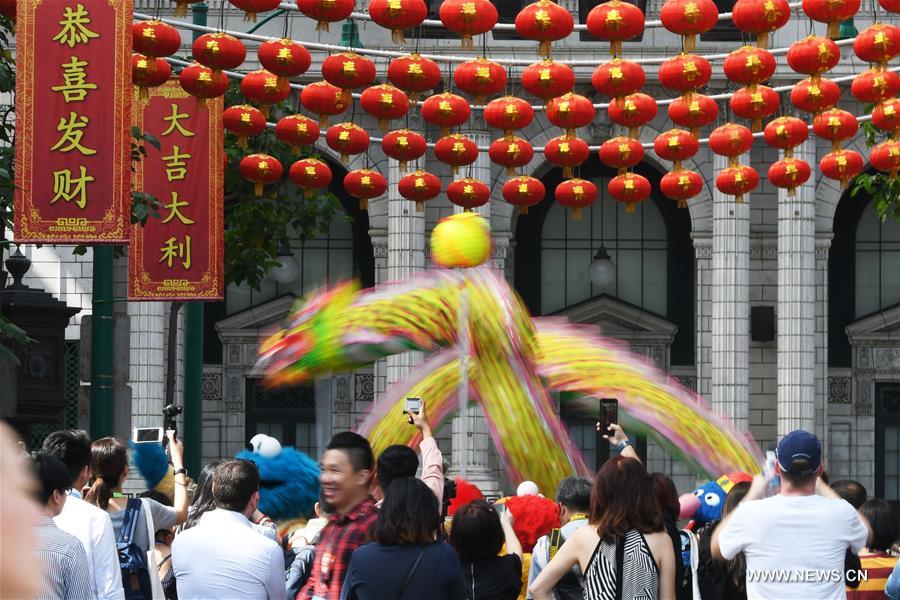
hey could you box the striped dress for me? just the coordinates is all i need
[582,529,659,600]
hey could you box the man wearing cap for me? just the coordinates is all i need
[711,430,870,600]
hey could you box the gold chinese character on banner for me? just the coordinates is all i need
[51,56,97,103]
[50,112,96,155]
[161,146,191,181]
[161,191,195,225]
[159,235,192,269]
[161,104,195,137]
[51,165,94,209]
[52,4,100,48]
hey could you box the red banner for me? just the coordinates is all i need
[15,0,132,243]
[128,81,223,301]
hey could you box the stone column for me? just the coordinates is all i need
[693,232,713,399]
[711,153,750,430]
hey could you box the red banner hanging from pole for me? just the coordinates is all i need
[128,80,224,301]
[15,0,132,243]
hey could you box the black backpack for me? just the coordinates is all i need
[117,498,153,600]
[546,528,583,600]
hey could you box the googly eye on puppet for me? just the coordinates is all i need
[678,472,752,529]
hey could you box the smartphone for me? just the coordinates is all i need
[404,397,422,415]
[600,398,618,435]
[132,427,164,444]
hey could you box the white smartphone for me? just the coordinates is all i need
[132,427,164,444]
[404,397,422,415]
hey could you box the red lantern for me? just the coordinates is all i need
[555,178,598,219]
[454,58,507,104]
[387,54,442,102]
[297,0,355,31]
[223,105,266,148]
[729,84,779,131]
[763,116,809,158]
[709,123,754,166]
[325,122,370,164]
[258,39,311,84]
[440,0,499,49]
[607,92,657,138]
[820,149,864,188]
[289,158,333,197]
[132,55,170,99]
[421,92,472,135]
[658,53,712,95]
[790,76,841,114]
[133,20,181,62]
[592,59,645,98]
[192,33,246,72]
[660,169,703,208]
[360,84,410,132]
[608,172,651,213]
[369,0,428,44]
[585,0,646,57]
[812,108,858,152]
[653,128,699,170]
[382,129,428,173]
[786,36,840,77]
[300,80,350,127]
[723,46,777,85]
[880,0,900,11]
[489,135,535,176]
[521,59,575,102]
[852,68,900,104]
[768,158,811,196]
[447,178,490,210]
[802,0,860,38]
[598,136,644,174]
[544,135,590,179]
[172,0,204,17]
[731,0,790,48]
[668,93,718,136]
[870,140,900,178]
[515,0,575,58]
[659,0,718,51]
[275,115,320,154]
[855,24,900,66]
[716,164,759,203]
[398,170,441,210]
[240,153,283,196]
[179,63,230,105]
[322,52,376,91]
[484,96,535,134]
[229,0,281,21]
[344,168,388,210]
[434,134,479,175]
[874,98,900,136]
[241,69,291,117]
[547,93,596,136]
[502,175,545,213]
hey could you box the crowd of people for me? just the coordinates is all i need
[2,402,900,600]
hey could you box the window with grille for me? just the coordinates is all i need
[29,341,80,450]
[855,201,900,319]
[245,378,318,458]
[876,383,900,509]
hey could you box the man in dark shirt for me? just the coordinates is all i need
[299,432,378,600]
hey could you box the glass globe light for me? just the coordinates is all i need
[588,246,616,288]
[269,253,299,284]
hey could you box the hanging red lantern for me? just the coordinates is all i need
[440,0,499,49]
[133,20,181,63]
[322,52,376,91]
[132,55,171,100]
[297,0,355,31]
[763,116,809,158]
[382,129,428,173]
[454,58,507,104]
[369,0,428,44]
[521,59,575,102]
[241,69,291,117]
[592,59,645,99]
[223,105,266,148]
[275,115,320,154]
[229,0,281,21]
[179,63,230,106]
[723,46,777,86]
[434,134,479,175]
[607,92,657,138]
[289,158,333,197]
[790,76,841,114]
[870,139,900,179]
[421,92,472,135]
[709,123,754,167]
[398,170,442,210]
[489,135,535,176]
[855,23,900,66]
[547,93,596,136]
[802,0,860,38]
[240,153,283,196]
[668,92,718,136]
[660,169,703,208]
[484,96,535,135]
[658,53,712,95]
[515,0,574,58]
[502,175,545,214]
[659,0,718,51]
[344,168,388,210]
[0,0,13,19]
[387,54,442,103]
[730,0,790,48]
[716,164,759,203]
[608,172,650,213]
[812,108,858,152]
[545,135,590,179]
[447,178,490,210]
[598,136,644,174]
[820,149,864,188]
[880,0,900,11]
[653,128,699,170]
[325,122,370,164]
[729,84,779,131]
[874,98,900,137]
[300,80,351,127]
[172,0,204,17]
[768,158,811,197]
[192,33,246,72]
[555,178,598,220]
[360,84,410,132]
[851,68,900,105]
[585,0,646,57]
[258,39,311,84]
[786,36,840,77]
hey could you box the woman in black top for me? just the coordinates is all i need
[650,473,688,600]
[341,477,467,600]
[450,500,524,600]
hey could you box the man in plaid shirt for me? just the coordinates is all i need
[299,432,378,600]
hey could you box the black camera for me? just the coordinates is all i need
[163,404,183,433]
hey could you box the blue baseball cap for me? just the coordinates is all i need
[776,430,821,474]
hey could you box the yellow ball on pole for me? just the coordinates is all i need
[430,212,493,268]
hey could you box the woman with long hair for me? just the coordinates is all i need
[529,455,676,600]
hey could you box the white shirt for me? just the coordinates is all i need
[718,494,869,600]
[54,490,125,600]
[172,508,285,600]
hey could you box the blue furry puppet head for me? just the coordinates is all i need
[678,472,754,526]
